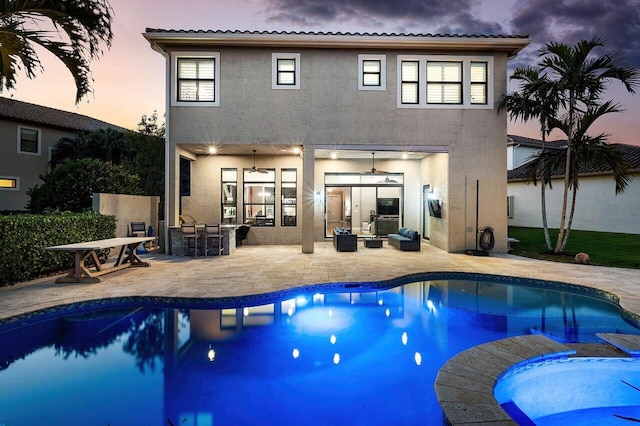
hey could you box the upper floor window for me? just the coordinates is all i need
[397,55,493,109]
[401,61,419,104]
[470,62,488,104]
[358,54,386,91]
[426,61,462,104]
[17,126,41,155]
[277,59,296,85]
[171,52,220,106]
[272,53,300,90]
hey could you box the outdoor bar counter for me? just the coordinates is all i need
[168,224,241,256]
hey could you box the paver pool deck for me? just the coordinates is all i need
[2,241,639,425]
[2,242,639,321]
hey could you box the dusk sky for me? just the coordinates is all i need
[4,0,639,145]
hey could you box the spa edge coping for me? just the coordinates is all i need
[434,333,640,425]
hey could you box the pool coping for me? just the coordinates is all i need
[434,334,640,425]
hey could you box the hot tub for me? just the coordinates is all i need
[494,357,640,425]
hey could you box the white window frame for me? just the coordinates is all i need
[358,54,386,91]
[0,176,19,191]
[272,53,300,90]
[17,126,41,155]
[396,55,494,109]
[171,51,220,107]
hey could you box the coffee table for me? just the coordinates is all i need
[364,237,383,248]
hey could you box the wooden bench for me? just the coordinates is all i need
[44,237,157,283]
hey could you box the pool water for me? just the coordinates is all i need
[495,357,640,425]
[1,277,639,425]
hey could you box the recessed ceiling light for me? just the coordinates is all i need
[402,153,408,160]
[331,152,338,160]
[293,147,301,155]
[209,146,217,154]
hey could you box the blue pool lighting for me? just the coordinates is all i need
[0,274,638,425]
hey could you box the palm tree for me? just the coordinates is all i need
[0,0,114,104]
[538,37,638,253]
[500,67,559,251]
[524,102,632,252]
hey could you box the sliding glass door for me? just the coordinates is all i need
[324,173,404,238]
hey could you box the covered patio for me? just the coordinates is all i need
[168,143,450,254]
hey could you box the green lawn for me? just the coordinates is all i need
[508,226,640,269]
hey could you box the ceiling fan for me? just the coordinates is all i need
[249,149,269,173]
[365,152,388,174]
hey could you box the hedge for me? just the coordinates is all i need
[0,212,116,286]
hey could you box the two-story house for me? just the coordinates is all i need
[0,97,128,211]
[143,30,530,253]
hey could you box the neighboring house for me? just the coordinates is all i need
[0,97,128,211]
[508,138,640,234]
[144,29,530,253]
[506,134,564,170]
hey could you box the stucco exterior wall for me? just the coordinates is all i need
[163,46,512,252]
[92,193,160,238]
[0,119,75,211]
[508,173,640,234]
[168,47,505,147]
[421,153,449,250]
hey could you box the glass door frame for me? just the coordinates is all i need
[323,181,404,238]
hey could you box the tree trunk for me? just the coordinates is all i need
[540,128,552,251]
[541,183,552,251]
[554,145,572,253]
[561,167,579,252]
[555,91,576,254]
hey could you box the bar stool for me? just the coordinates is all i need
[204,224,223,256]
[181,223,199,257]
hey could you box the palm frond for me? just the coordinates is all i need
[0,0,113,103]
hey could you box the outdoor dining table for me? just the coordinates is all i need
[44,236,157,283]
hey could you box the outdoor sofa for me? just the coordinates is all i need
[333,227,358,252]
[387,227,421,251]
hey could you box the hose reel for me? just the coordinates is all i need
[478,227,495,251]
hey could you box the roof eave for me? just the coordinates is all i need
[143,32,531,57]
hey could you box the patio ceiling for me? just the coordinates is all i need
[181,143,441,160]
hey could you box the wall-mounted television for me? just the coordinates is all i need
[377,198,399,216]
[428,199,442,218]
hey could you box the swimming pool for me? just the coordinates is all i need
[1,273,638,425]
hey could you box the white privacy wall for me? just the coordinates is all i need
[508,173,640,234]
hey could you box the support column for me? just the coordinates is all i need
[301,144,315,253]
[165,144,180,254]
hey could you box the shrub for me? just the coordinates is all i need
[0,212,116,286]
[27,158,142,213]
